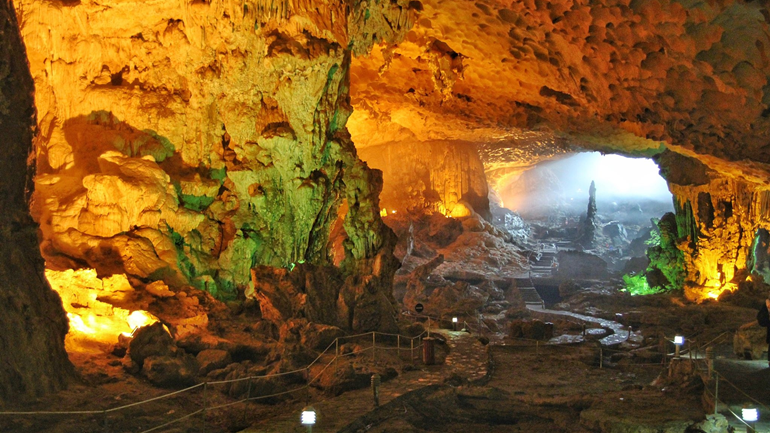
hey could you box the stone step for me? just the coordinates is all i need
[519,287,544,305]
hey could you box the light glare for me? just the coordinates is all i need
[742,408,758,422]
[301,408,316,425]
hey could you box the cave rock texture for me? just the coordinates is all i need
[349,0,770,300]
[17,0,416,326]
[358,140,490,218]
[0,0,72,401]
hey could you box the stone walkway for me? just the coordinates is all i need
[527,304,637,346]
[240,329,489,433]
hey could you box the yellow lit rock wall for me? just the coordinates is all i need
[17,0,416,302]
[660,152,770,300]
[358,140,490,218]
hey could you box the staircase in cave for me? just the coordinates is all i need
[513,277,545,308]
[529,242,559,277]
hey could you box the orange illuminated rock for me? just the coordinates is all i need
[45,269,161,350]
[358,141,490,218]
[17,0,417,311]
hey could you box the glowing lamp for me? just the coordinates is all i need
[301,406,316,426]
[127,310,158,334]
[743,407,759,422]
[452,317,458,323]
[674,335,684,345]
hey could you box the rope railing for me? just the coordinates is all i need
[0,328,429,432]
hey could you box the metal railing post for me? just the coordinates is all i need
[714,373,719,415]
[599,347,603,369]
[102,409,108,433]
[372,332,376,364]
[397,335,401,360]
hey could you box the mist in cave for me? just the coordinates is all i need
[498,152,673,226]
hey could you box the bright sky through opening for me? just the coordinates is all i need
[544,152,671,202]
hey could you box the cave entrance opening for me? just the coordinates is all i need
[495,152,673,225]
[491,151,674,276]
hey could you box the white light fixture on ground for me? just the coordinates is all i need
[743,407,759,422]
[674,335,684,358]
[452,317,458,331]
[743,407,758,433]
[301,406,316,432]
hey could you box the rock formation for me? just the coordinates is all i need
[347,0,770,299]
[645,212,685,293]
[577,181,598,248]
[358,140,490,219]
[16,0,417,322]
[0,0,72,401]
[9,0,770,405]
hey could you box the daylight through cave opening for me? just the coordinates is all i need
[495,152,674,223]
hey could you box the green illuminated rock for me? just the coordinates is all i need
[645,212,685,292]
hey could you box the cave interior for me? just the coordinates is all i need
[4,0,770,431]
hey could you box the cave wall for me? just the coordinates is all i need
[357,141,490,219]
[347,0,770,297]
[669,177,767,301]
[656,151,770,300]
[16,0,415,315]
[0,0,72,401]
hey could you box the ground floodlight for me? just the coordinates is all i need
[674,335,684,345]
[301,406,316,425]
[743,408,759,422]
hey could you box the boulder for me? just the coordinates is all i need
[145,280,175,298]
[197,349,232,376]
[128,322,176,367]
[308,362,371,395]
[300,323,345,352]
[142,354,199,387]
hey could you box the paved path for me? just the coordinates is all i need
[526,304,636,346]
[240,330,488,433]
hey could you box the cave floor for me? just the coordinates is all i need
[2,276,769,433]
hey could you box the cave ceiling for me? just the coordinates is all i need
[349,0,770,186]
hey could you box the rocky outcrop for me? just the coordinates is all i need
[577,181,598,248]
[16,0,417,335]
[0,0,72,401]
[645,212,684,292]
[358,140,490,219]
[251,262,398,332]
[663,161,766,301]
